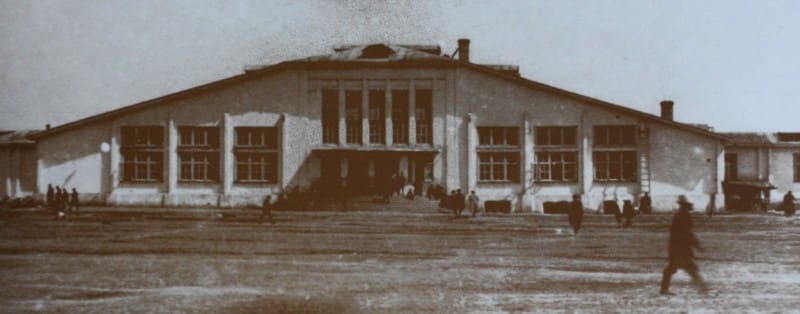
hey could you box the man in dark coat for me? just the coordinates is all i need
[46,184,54,210]
[568,194,584,235]
[261,195,274,224]
[783,191,795,217]
[640,192,652,214]
[622,200,636,227]
[660,195,708,295]
[454,189,466,217]
[69,188,79,215]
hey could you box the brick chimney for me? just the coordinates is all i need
[660,100,674,121]
[457,38,470,63]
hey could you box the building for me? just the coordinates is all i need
[0,130,38,199]
[23,39,728,212]
[721,132,800,210]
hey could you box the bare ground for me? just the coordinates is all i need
[0,208,799,313]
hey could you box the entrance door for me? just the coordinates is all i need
[347,154,370,195]
[413,155,433,196]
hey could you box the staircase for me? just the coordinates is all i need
[298,194,440,212]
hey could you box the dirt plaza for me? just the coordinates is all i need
[0,207,798,313]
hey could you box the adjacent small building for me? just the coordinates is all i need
[721,132,800,210]
[0,130,38,198]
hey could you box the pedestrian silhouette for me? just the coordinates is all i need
[568,194,584,235]
[660,195,708,295]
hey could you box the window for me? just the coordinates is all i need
[594,125,636,146]
[535,126,576,146]
[725,153,738,181]
[392,90,409,144]
[423,162,434,182]
[121,126,164,182]
[368,90,385,144]
[593,151,637,181]
[177,127,219,182]
[477,127,520,183]
[234,127,278,183]
[345,90,362,144]
[534,126,578,182]
[479,153,520,182]
[478,127,519,147]
[592,125,637,182]
[321,89,338,144]
[415,89,433,144]
[794,154,800,182]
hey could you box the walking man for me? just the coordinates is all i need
[261,195,274,224]
[455,189,466,217]
[660,195,708,295]
[467,190,480,217]
[568,194,584,235]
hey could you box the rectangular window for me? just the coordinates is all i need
[368,90,385,144]
[345,90,362,144]
[478,127,519,147]
[321,89,338,144]
[794,154,800,182]
[535,126,577,146]
[534,126,578,182]
[121,126,164,182]
[593,125,636,146]
[725,153,738,181]
[234,127,278,183]
[593,151,637,181]
[177,127,220,182]
[392,90,409,144]
[478,152,520,182]
[415,89,433,144]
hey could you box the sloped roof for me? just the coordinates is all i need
[721,132,800,147]
[32,43,726,141]
[0,130,39,146]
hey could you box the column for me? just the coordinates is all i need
[385,81,393,146]
[222,113,233,195]
[166,116,177,194]
[522,113,534,212]
[279,113,288,189]
[409,79,417,145]
[580,110,593,203]
[361,80,369,145]
[466,113,476,193]
[109,125,121,191]
[338,80,346,145]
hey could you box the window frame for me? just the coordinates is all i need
[368,89,385,144]
[233,127,279,183]
[392,90,409,144]
[725,153,738,181]
[534,126,579,182]
[477,126,521,183]
[415,89,433,145]
[177,126,220,183]
[120,126,164,183]
[321,89,339,144]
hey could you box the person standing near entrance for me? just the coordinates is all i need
[568,194,584,235]
[660,195,708,295]
[640,192,652,214]
[69,188,79,215]
[46,184,54,210]
[261,195,274,224]
[782,191,795,217]
[454,189,466,217]
[467,190,480,217]
[622,200,636,227]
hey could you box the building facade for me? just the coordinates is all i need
[26,40,727,212]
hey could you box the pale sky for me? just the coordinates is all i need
[1,0,798,132]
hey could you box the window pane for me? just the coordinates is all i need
[535,128,548,145]
[563,127,577,146]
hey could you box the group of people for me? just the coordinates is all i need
[46,184,79,220]
[437,189,481,218]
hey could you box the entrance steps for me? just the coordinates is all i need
[301,194,440,212]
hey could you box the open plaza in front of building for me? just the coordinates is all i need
[1,206,798,313]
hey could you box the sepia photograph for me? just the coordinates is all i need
[1,0,799,312]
